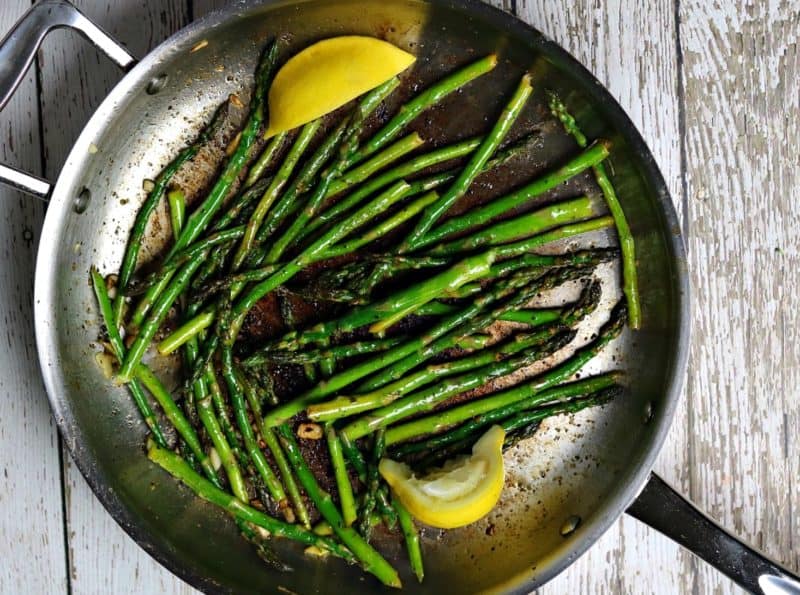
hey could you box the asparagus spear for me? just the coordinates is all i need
[548,93,641,329]
[404,74,533,246]
[147,441,354,560]
[417,386,619,467]
[392,496,424,582]
[348,54,498,166]
[127,41,280,327]
[233,369,309,526]
[426,195,597,255]
[390,373,620,456]
[91,268,225,485]
[340,329,576,441]
[167,189,185,243]
[359,429,386,539]
[325,424,358,527]
[232,119,322,270]
[113,101,227,326]
[384,303,626,445]
[220,347,287,508]
[243,338,403,367]
[275,425,402,588]
[244,131,287,189]
[416,140,611,250]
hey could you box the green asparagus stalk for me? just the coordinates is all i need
[92,269,168,447]
[232,119,322,270]
[340,329,575,441]
[359,429,386,539]
[348,54,498,166]
[147,441,355,561]
[192,370,249,502]
[236,371,309,526]
[301,131,538,243]
[384,303,626,445]
[417,386,618,467]
[244,131,287,188]
[275,425,402,588]
[426,195,596,255]
[203,365,247,465]
[416,140,611,249]
[390,373,620,456]
[113,101,227,326]
[321,190,440,259]
[220,346,287,508]
[325,424,358,527]
[211,176,272,232]
[307,326,563,423]
[404,73,533,246]
[243,338,403,367]
[392,496,424,582]
[548,93,640,329]
[91,267,224,485]
[326,132,425,197]
[167,189,185,243]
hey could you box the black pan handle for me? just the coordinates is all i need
[627,473,800,594]
[0,0,136,198]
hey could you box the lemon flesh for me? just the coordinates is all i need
[379,425,506,529]
[265,36,416,137]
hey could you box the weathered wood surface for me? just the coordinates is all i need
[0,0,68,592]
[0,0,797,593]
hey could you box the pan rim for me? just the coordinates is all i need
[33,0,690,592]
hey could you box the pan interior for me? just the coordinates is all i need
[35,0,686,593]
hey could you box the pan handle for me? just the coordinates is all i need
[627,473,800,594]
[0,0,136,199]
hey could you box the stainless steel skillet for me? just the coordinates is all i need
[0,1,798,593]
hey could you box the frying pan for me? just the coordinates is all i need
[0,1,798,593]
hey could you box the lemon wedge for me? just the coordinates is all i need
[379,425,506,529]
[265,36,416,137]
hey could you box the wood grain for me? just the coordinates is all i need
[0,1,69,592]
[680,1,800,592]
[36,1,193,593]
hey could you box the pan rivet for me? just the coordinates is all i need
[73,187,91,214]
[560,515,581,537]
[643,401,654,424]
[146,74,169,95]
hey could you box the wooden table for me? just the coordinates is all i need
[0,1,797,593]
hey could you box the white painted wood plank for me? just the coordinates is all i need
[36,1,195,593]
[680,1,800,593]
[511,0,693,592]
[0,2,69,594]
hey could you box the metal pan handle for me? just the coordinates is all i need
[627,473,800,594]
[0,0,136,199]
